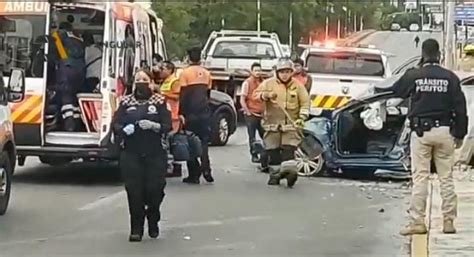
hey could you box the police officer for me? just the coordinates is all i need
[113,69,172,242]
[387,39,468,235]
[52,22,85,131]
[178,47,214,184]
[254,60,310,187]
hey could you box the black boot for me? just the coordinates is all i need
[129,234,142,242]
[202,170,214,183]
[286,171,298,188]
[251,154,260,163]
[148,222,160,239]
[267,172,281,186]
[63,117,76,132]
[129,217,144,242]
[183,176,200,184]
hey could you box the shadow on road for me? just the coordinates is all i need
[13,162,122,186]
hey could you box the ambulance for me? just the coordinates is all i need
[0,1,167,166]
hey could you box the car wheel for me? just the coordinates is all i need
[0,152,12,215]
[295,147,325,177]
[211,111,231,146]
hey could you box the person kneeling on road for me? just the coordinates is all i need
[113,68,172,242]
[253,60,310,187]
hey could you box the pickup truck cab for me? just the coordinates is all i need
[300,44,392,116]
[204,36,283,72]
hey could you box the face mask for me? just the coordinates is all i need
[134,82,152,99]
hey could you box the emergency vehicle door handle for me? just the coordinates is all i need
[339,79,352,82]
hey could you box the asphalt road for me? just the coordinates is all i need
[0,31,422,257]
[359,30,442,70]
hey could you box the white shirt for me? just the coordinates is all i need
[85,45,102,79]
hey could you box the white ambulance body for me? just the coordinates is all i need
[0,1,167,166]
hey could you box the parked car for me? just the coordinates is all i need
[1,69,24,215]
[391,23,401,31]
[209,90,238,146]
[296,68,474,179]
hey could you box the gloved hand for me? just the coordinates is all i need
[454,138,463,149]
[263,91,277,101]
[123,124,135,136]
[138,120,161,132]
[295,119,305,128]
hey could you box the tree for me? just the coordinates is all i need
[151,0,401,58]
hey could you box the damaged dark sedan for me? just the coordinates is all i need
[296,66,474,180]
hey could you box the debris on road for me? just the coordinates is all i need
[184,235,191,240]
[379,208,385,213]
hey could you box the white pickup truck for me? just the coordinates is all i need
[300,44,393,116]
[202,30,285,104]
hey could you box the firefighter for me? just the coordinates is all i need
[292,59,312,92]
[178,47,214,184]
[113,68,172,242]
[240,62,265,163]
[52,22,85,131]
[386,39,468,236]
[254,60,310,187]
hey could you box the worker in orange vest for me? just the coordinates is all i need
[159,61,182,177]
[240,62,265,163]
[178,47,214,184]
[160,61,181,132]
[292,59,312,93]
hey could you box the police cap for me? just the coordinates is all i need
[275,59,294,72]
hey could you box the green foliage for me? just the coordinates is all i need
[151,0,400,59]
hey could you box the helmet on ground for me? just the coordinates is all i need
[275,59,293,72]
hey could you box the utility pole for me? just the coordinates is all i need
[354,12,357,32]
[289,2,293,50]
[257,0,261,32]
[442,0,446,51]
[445,0,456,69]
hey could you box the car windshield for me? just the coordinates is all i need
[306,52,385,76]
[212,41,276,58]
[0,15,47,77]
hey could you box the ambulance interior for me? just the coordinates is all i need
[44,5,107,146]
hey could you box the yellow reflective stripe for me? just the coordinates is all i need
[52,31,68,60]
[160,77,178,92]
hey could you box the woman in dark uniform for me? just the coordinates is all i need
[113,68,172,242]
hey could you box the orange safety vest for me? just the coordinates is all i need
[244,76,264,115]
[160,75,180,131]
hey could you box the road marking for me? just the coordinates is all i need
[78,191,125,211]
[411,180,432,257]
[164,215,271,229]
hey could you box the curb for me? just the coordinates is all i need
[411,179,433,257]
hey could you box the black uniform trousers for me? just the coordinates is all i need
[184,118,211,179]
[57,64,84,131]
[120,150,167,235]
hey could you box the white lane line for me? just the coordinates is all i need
[78,191,126,211]
[163,215,272,229]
